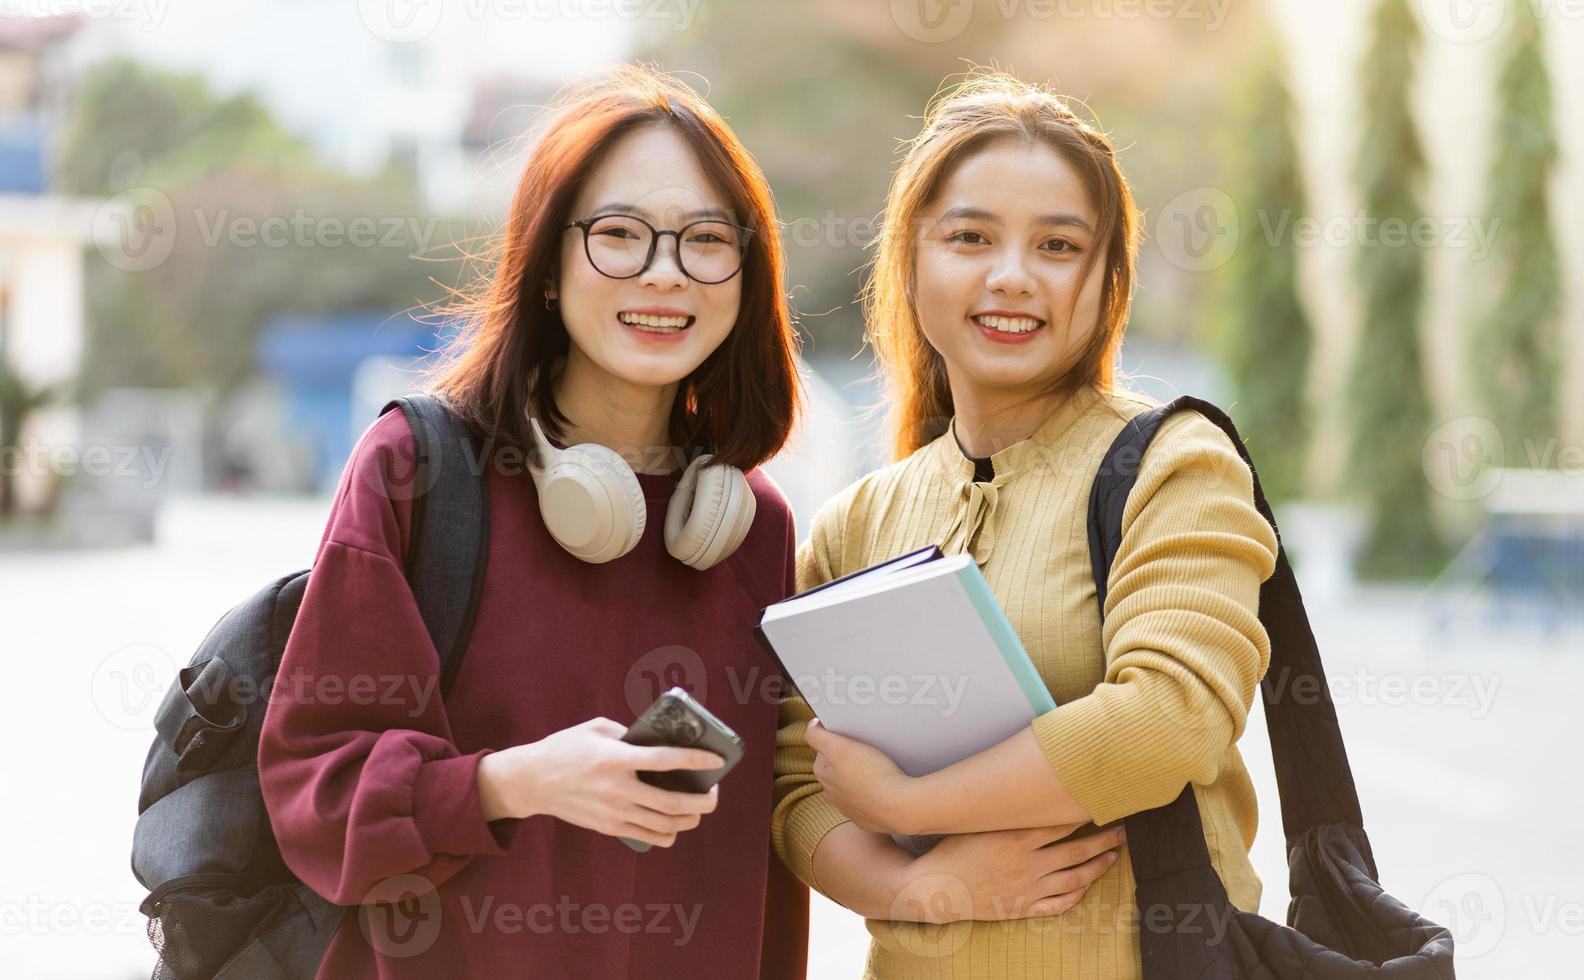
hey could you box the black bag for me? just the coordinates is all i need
[131,394,491,979]
[1087,395,1455,978]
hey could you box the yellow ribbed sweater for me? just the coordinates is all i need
[771,383,1280,979]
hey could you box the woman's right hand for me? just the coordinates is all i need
[892,822,1126,923]
[477,716,724,849]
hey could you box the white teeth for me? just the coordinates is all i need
[975,314,1043,334]
[619,312,691,331]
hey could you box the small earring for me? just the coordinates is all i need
[544,292,558,311]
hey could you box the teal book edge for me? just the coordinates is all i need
[953,561,1058,714]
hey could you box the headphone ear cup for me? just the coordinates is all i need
[537,444,647,563]
[665,455,756,571]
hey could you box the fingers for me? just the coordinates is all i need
[1037,826,1126,876]
[624,803,703,836]
[1018,887,1088,919]
[586,717,627,738]
[620,785,719,841]
[633,782,719,817]
[620,743,726,772]
[614,821,678,849]
[1013,850,1119,919]
[1026,821,1087,847]
[806,718,848,752]
[1034,849,1120,897]
[811,752,831,781]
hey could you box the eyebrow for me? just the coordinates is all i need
[589,201,735,222]
[938,205,1093,233]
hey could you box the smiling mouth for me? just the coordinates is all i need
[971,314,1046,335]
[618,311,695,334]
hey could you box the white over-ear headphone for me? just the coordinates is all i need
[523,410,756,570]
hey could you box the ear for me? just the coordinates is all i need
[544,278,557,302]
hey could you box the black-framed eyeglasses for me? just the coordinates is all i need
[565,213,754,285]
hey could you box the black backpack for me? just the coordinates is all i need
[1087,396,1454,978]
[131,394,491,979]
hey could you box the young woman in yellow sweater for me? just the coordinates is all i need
[772,70,1280,979]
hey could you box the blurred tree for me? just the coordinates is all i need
[0,367,66,517]
[638,1,941,359]
[1208,27,1311,504]
[1347,0,1445,578]
[1469,1,1560,461]
[637,0,1257,363]
[55,59,449,399]
[54,58,312,195]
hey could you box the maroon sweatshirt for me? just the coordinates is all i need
[258,408,809,979]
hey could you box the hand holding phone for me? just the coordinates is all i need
[618,687,744,851]
[476,714,727,849]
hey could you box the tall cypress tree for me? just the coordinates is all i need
[1348,0,1445,577]
[1471,0,1560,460]
[1213,30,1312,504]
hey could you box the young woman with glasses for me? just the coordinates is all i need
[772,69,1279,979]
[258,65,808,978]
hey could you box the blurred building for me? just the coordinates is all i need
[0,17,105,524]
[254,309,448,492]
[250,305,868,535]
[58,1,629,216]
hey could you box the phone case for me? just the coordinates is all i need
[618,687,744,852]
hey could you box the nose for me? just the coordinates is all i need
[638,232,688,289]
[983,246,1036,297]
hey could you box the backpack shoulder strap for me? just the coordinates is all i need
[1086,398,1183,614]
[1086,394,1373,870]
[379,393,490,699]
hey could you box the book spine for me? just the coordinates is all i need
[954,566,1058,714]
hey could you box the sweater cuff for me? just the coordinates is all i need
[775,792,852,894]
[412,749,523,856]
[1031,704,1134,828]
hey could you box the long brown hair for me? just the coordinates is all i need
[863,68,1141,461]
[421,64,800,472]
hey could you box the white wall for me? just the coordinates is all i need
[0,195,97,513]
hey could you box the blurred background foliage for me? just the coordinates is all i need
[56,59,450,399]
[15,0,1569,582]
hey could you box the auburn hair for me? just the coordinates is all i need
[421,64,800,472]
[862,68,1141,461]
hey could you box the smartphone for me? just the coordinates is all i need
[618,687,744,852]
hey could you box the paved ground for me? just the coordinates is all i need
[2,495,1577,978]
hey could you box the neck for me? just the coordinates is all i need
[948,381,1074,459]
[550,348,681,474]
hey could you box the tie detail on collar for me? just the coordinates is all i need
[941,477,999,567]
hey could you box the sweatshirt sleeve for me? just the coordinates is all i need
[1030,411,1280,827]
[770,496,856,895]
[258,409,523,906]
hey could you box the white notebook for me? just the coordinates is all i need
[755,545,1057,854]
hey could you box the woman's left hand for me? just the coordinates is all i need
[806,718,922,835]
